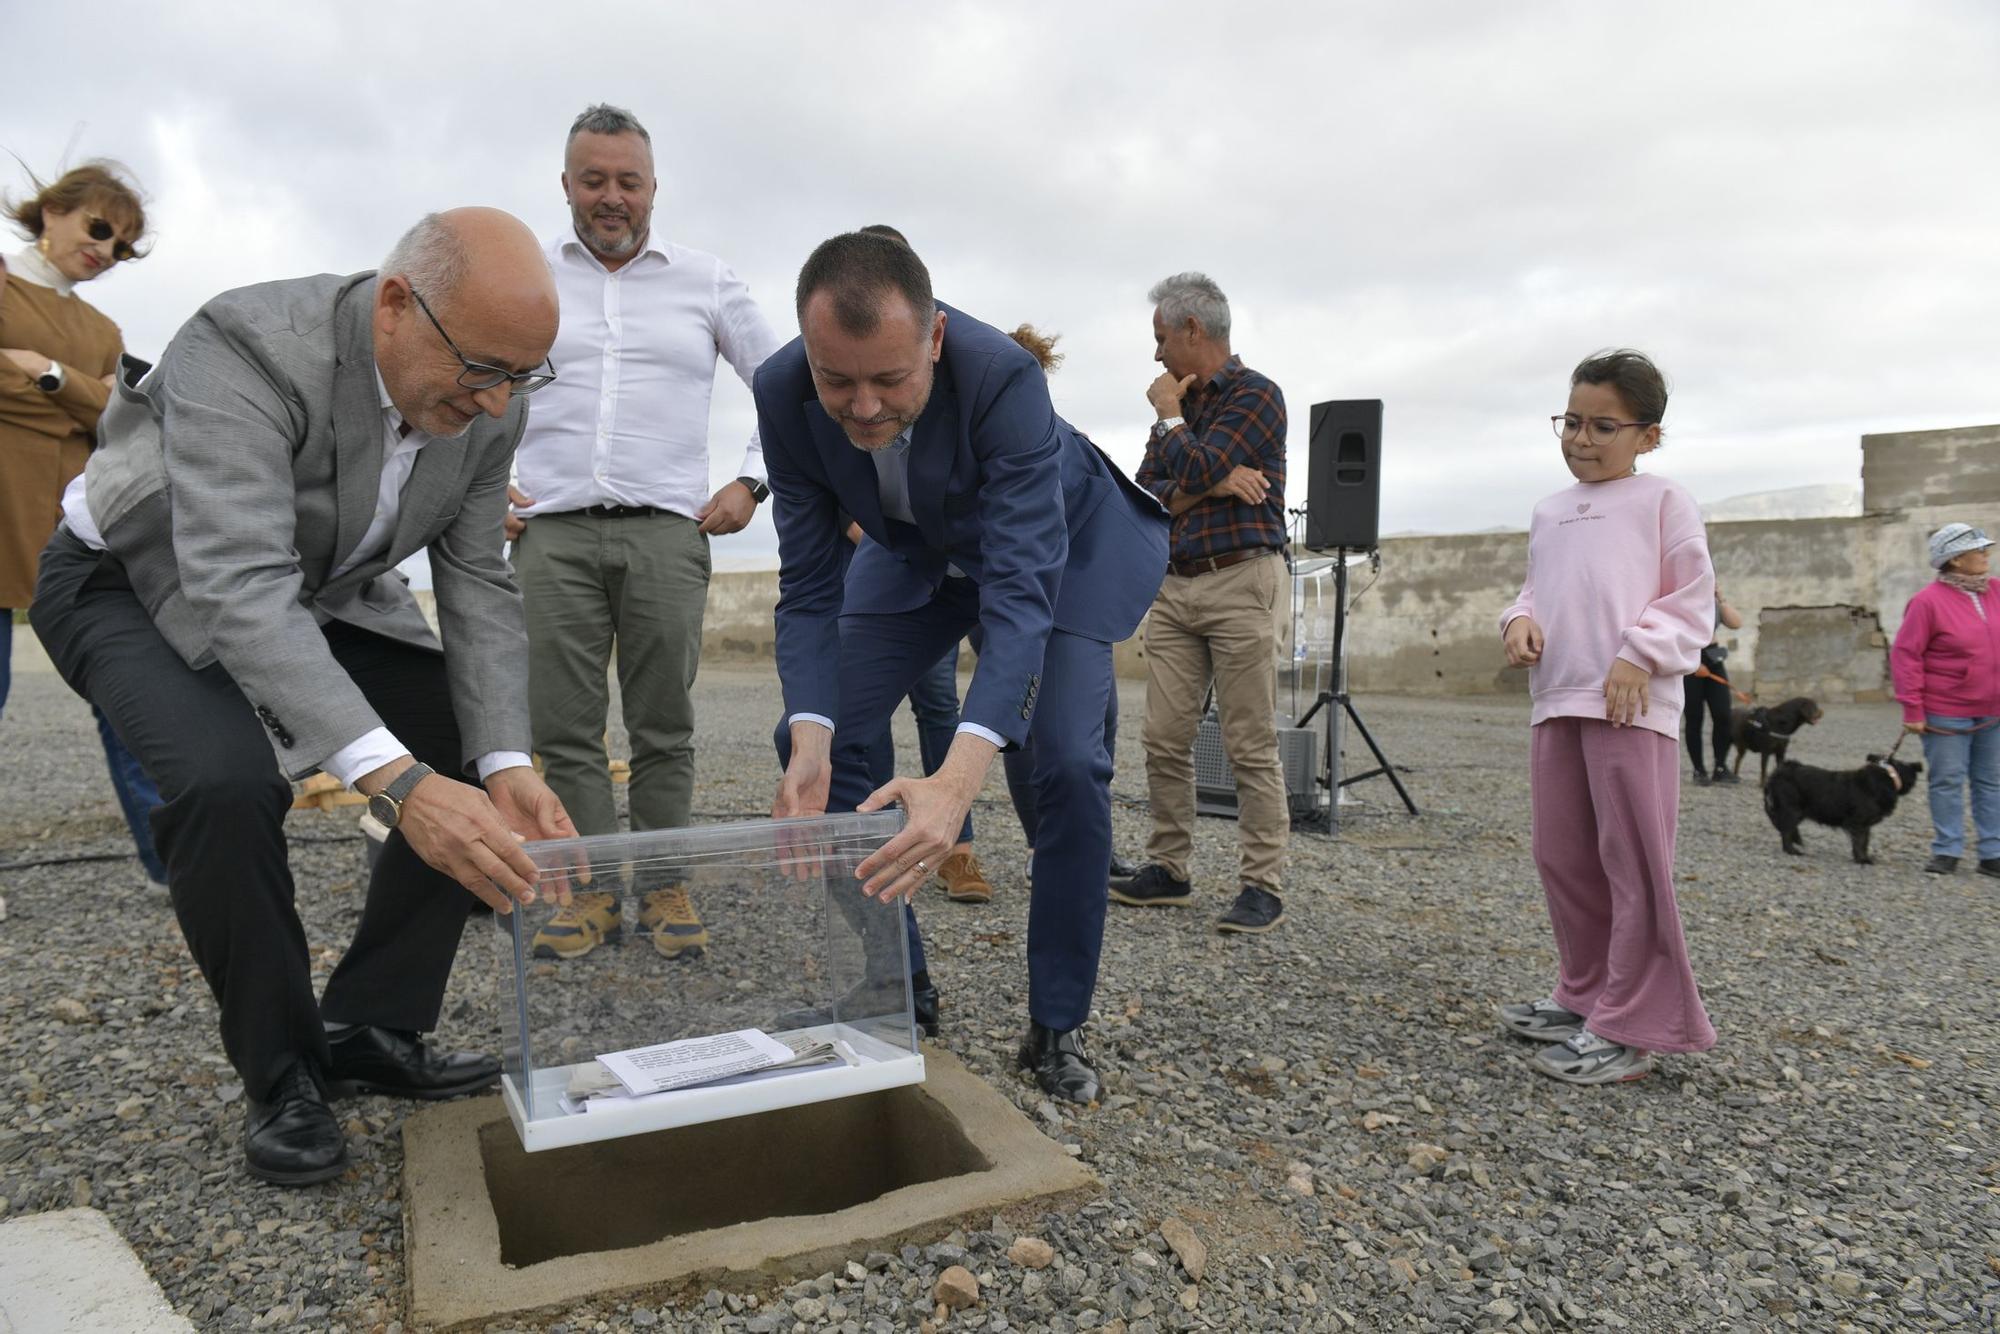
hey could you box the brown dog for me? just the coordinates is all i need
[1730,696,1824,787]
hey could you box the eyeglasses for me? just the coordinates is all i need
[83,215,137,263]
[408,286,557,395]
[1551,414,1653,446]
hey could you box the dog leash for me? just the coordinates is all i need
[1887,716,2000,761]
[1693,662,1753,705]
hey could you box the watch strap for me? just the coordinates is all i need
[383,761,435,807]
[1155,415,1185,434]
[737,475,770,503]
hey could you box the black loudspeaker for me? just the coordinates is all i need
[1305,398,1383,551]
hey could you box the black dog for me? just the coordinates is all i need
[1763,754,1922,864]
[1731,696,1824,787]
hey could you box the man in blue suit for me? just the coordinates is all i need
[759,231,1167,1103]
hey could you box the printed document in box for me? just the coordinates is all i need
[597,1029,797,1096]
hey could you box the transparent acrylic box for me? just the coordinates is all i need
[494,810,922,1151]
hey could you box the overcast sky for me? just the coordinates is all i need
[10,2,1998,567]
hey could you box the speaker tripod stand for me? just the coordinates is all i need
[1293,545,1417,831]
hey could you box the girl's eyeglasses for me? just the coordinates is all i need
[1551,414,1653,447]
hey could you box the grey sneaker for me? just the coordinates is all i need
[1531,1028,1654,1085]
[1497,996,1586,1042]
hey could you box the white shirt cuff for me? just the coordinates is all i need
[476,751,533,782]
[324,727,407,789]
[789,713,835,734]
[956,721,1007,748]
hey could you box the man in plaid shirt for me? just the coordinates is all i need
[1118,271,1291,934]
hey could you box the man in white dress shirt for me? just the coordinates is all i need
[508,104,782,961]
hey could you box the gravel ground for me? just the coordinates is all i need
[1,663,1995,1333]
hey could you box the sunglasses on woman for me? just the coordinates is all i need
[84,215,138,263]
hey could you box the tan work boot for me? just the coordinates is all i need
[934,851,994,904]
[637,884,710,959]
[529,891,622,959]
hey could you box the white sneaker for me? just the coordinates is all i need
[1497,996,1586,1042]
[1531,1028,1653,1084]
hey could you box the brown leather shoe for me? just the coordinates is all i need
[934,851,993,903]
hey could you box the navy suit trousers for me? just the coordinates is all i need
[828,580,1115,1032]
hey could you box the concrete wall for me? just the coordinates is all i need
[1752,606,1891,703]
[1862,423,2000,513]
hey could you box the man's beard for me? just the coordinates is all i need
[837,373,933,451]
[573,204,645,259]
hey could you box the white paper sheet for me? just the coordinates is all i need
[596,1029,797,1096]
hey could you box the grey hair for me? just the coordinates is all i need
[1148,271,1231,342]
[567,103,651,146]
[380,213,469,300]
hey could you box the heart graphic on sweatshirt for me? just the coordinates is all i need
[1576,503,1591,514]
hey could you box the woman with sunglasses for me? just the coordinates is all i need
[2,159,167,883]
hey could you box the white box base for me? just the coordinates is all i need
[503,1022,926,1152]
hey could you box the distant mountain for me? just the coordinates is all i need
[1700,482,1861,522]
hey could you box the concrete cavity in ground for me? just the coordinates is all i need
[403,1047,1098,1330]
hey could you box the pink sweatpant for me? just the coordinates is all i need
[1530,717,1716,1053]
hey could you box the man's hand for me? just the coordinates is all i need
[774,722,833,821]
[1603,657,1650,727]
[2,348,53,377]
[1147,370,1196,419]
[504,483,533,541]
[484,766,584,902]
[374,766,545,913]
[697,480,757,535]
[844,520,865,546]
[1504,616,1544,667]
[1209,465,1268,505]
[854,732,997,902]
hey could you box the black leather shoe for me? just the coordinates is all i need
[244,1061,347,1186]
[1217,884,1285,934]
[912,970,941,1038]
[324,1025,500,1100]
[1925,855,1959,875]
[1109,863,1193,907]
[1108,852,1141,883]
[1018,1022,1100,1105]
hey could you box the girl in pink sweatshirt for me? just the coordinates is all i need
[1496,350,1718,1084]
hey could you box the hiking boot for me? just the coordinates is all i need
[1217,885,1285,934]
[1109,863,1193,907]
[934,851,993,903]
[1531,1028,1653,1085]
[1711,766,1740,785]
[529,891,622,959]
[637,884,708,959]
[1497,996,1586,1042]
[1924,855,1959,875]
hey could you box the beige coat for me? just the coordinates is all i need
[0,263,120,607]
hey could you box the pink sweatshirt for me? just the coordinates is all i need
[1500,472,1715,739]
[1890,579,2000,723]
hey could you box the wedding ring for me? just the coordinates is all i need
[915,859,928,873]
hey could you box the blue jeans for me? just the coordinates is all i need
[1921,715,2000,860]
[3,609,166,882]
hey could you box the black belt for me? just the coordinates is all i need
[1169,546,1275,578]
[574,504,665,519]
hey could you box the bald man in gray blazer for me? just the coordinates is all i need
[33,208,578,1185]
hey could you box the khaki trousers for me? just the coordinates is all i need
[1139,550,1289,892]
[516,510,710,837]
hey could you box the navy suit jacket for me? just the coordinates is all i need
[756,303,1168,746]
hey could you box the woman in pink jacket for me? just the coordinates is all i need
[1892,523,2000,877]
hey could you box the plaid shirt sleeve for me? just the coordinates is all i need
[1138,366,1289,562]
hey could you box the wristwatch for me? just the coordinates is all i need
[34,361,65,394]
[366,761,435,829]
[1153,415,1185,436]
[736,475,770,503]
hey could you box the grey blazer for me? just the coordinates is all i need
[81,271,531,779]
